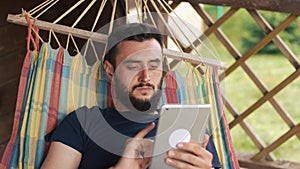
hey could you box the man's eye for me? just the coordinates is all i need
[150,65,158,69]
[127,65,140,70]
[149,63,160,70]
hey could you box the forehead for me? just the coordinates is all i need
[115,39,163,65]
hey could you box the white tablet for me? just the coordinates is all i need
[149,104,211,169]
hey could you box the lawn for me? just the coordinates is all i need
[225,55,300,163]
[202,5,300,162]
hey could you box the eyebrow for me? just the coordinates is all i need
[122,58,162,64]
[149,58,162,63]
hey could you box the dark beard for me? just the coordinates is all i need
[113,75,163,113]
[129,89,162,112]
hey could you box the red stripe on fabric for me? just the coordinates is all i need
[214,67,240,169]
[164,72,178,104]
[45,48,63,132]
[44,47,64,156]
[106,82,114,108]
[0,51,32,168]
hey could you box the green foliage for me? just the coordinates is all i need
[242,12,300,55]
[203,5,300,163]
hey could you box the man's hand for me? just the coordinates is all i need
[165,134,213,169]
[111,122,155,169]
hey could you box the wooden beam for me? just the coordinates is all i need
[246,9,300,140]
[169,0,182,11]
[185,0,300,15]
[247,9,300,69]
[163,48,226,69]
[229,67,300,128]
[194,5,300,141]
[224,95,276,161]
[223,14,298,77]
[238,152,300,169]
[252,123,300,160]
[7,14,108,44]
[185,5,238,53]
[7,14,226,69]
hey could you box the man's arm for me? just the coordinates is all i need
[41,142,82,169]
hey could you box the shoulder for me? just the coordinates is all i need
[75,105,101,115]
[74,106,117,122]
[57,106,101,125]
[45,106,104,152]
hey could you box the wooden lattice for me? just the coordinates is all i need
[170,0,300,168]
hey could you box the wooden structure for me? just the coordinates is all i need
[0,0,299,168]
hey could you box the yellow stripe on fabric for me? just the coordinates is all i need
[87,62,100,108]
[186,68,198,104]
[68,53,82,113]
[19,44,48,168]
[192,67,206,104]
[206,67,226,167]
[18,51,39,169]
[27,44,50,167]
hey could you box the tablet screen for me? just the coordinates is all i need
[149,104,211,169]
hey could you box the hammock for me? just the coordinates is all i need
[1,0,239,168]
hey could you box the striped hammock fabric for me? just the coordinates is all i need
[0,20,239,169]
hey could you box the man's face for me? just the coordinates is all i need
[107,39,164,112]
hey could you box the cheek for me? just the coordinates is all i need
[151,71,163,85]
[116,68,137,85]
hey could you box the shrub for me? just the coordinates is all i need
[242,12,300,55]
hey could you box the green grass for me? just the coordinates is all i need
[225,56,300,163]
[203,5,300,162]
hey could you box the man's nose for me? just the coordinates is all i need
[138,69,150,82]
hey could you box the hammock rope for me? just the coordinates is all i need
[53,0,86,24]
[72,0,98,28]
[91,0,108,32]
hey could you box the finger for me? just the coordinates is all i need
[167,149,201,167]
[165,157,198,169]
[202,134,210,148]
[135,122,155,138]
[176,142,213,160]
[167,149,213,169]
[176,142,203,156]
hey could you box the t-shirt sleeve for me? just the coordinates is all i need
[206,137,222,168]
[45,111,84,153]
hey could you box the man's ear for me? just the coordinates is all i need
[104,60,114,81]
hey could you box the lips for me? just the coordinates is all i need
[136,86,153,91]
[133,84,155,94]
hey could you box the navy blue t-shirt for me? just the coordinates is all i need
[46,106,221,169]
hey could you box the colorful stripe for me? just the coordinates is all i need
[0,41,239,169]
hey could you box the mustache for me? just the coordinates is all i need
[132,83,155,90]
